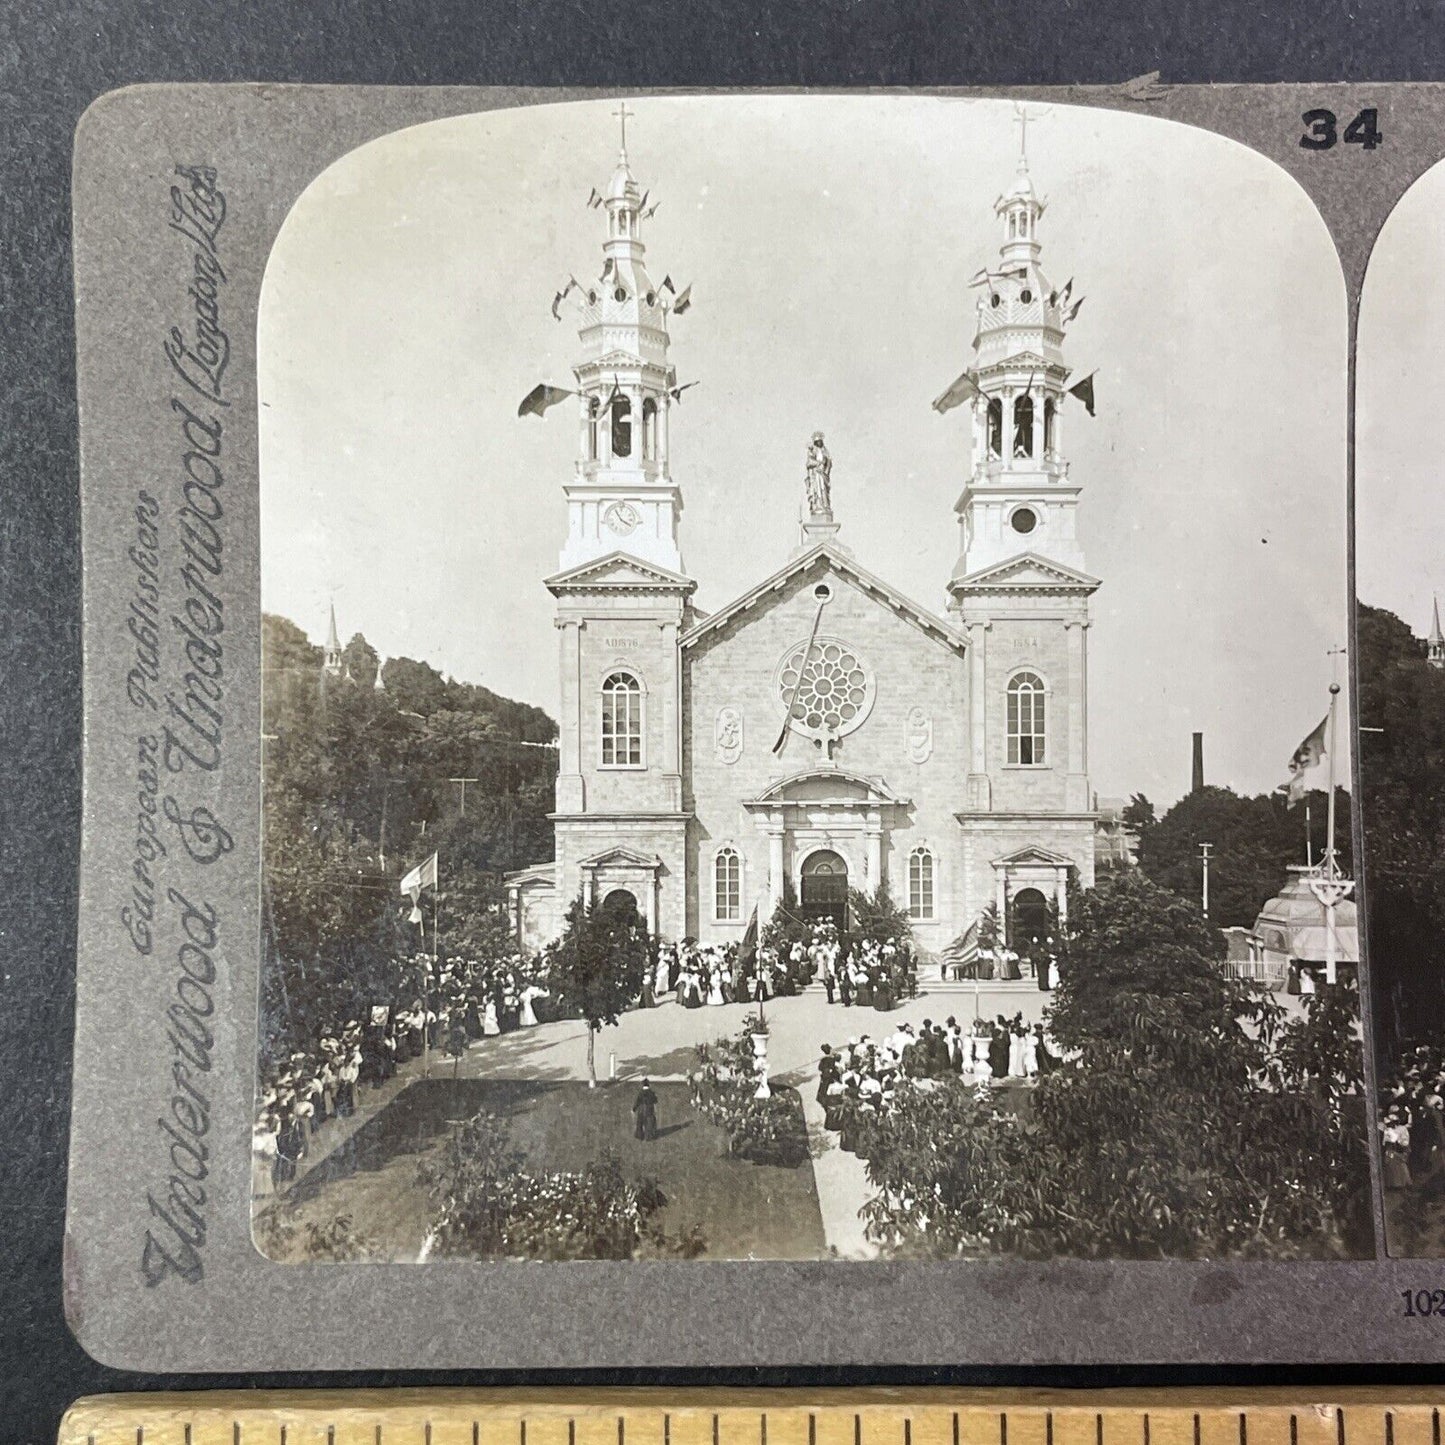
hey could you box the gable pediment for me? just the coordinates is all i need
[681,544,966,658]
[993,845,1077,868]
[577,846,663,871]
[950,552,1101,594]
[545,551,696,596]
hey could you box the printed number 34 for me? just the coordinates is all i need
[1301,108,1383,151]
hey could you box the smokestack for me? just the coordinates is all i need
[1192,732,1204,794]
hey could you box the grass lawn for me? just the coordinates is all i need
[258,1078,827,1263]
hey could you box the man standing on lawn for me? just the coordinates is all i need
[632,1078,659,1141]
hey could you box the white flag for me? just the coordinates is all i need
[400,851,438,899]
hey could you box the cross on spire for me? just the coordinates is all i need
[614,100,633,155]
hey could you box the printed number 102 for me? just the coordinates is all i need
[1401,1288,1445,1316]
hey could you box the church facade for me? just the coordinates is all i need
[508,121,1100,958]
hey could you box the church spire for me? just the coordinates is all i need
[554,105,688,577]
[946,117,1089,592]
[323,601,343,676]
[1429,595,1444,669]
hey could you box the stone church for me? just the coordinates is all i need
[508,117,1100,958]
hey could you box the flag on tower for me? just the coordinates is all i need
[518,383,576,418]
[1066,372,1097,416]
[1285,717,1327,807]
[932,370,983,414]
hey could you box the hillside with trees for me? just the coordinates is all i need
[260,613,557,1059]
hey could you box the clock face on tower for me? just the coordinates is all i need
[603,500,640,536]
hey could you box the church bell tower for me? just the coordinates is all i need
[949,127,1086,580]
[942,120,1100,897]
[557,105,685,576]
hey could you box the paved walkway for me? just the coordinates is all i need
[273,981,1054,1257]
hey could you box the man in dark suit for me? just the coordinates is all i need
[632,1078,659,1141]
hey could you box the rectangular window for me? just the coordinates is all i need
[908,851,934,920]
[1007,677,1046,766]
[600,675,643,767]
[715,850,741,921]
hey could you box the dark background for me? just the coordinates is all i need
[7,2,1445,1441]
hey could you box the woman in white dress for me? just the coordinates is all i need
[482,998,501,1037]
[654,952,670,1000]
[1007,1022,1027,1077]
[518,984,548,1028]
[706,966,725,1006]
[1021,1027,1039,1078]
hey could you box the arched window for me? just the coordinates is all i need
[1007,672,1046,766]
[600,671,643,767]
[1013,393,1034,458]
[1043,397,1056,455]
[610,394,632,459]
[907,847,935,921]
[642,397,657,461]
[986,398,1003,459]
[714,847,741,922]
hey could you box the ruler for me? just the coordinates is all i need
[56,1391,1445,1445]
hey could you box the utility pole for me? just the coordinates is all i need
[1199,842,1212,920]
[448,777,479,816]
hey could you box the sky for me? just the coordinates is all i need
[1358,157,1445,639]
[259,95,1350,809]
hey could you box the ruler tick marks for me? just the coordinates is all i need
[620,1416,627,1445]
[1239,1412,1247,1445]
[855,1413,862,1445]
[809,1414,816,1445]
[715,1414,721,1445]
[762,1412,769,1445]
[1047,1413,1054,1445]
[1387,1414,1395,1445]
[1337,1411,1346,1445]
[665,1415,672,1445]
[1002,1412,1010,1445]
[904,1419,912,1445]
[1144,1415,1151,1445]
[1433,1409,1441,1445]
[1097,1413,1104,1445]
[1194,1415,1202,1445]
[572,1420,578,1445]
[954,1413,961,1445]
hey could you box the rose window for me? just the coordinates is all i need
[775,636,876,743]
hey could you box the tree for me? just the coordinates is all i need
[1121,792,1156,840]
[1356,601,1445,1050]
[1138,783,1350,929]
[854,870,1369,1260]
[341,632,380,691]
[846,879,913,947]
[543,897,650,1086]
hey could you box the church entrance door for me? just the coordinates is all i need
[600,887,641,931]
[1010,886,1050,948]
[800,850,849,933]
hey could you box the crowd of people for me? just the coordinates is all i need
[253,949,550,1197]
[817,1014,1060,1145]
[1379,1043,1445,1190]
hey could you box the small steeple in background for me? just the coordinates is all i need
[1429,595,1445,669]
[324,601,344,677]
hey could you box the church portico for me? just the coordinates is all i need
[742,768,910,922]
